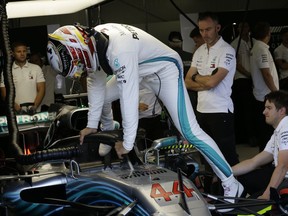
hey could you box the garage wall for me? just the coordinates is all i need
[11,8,183,45]
[8,1,288,47]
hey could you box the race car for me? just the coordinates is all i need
[0,128,212,216]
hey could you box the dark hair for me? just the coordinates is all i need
[29,51,44,65]
[190,27,201,38]
[265,90,288,114]
[252,22,270,40]
[280,27,288,35]
[198,11,219,23]
[11,41,27,51]
[29,51,42,59]
[168,31,182,42]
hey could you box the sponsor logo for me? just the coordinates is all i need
[261,54,268,63]
[0,112,50,127]
[281,131,288,146]
[114,58,120,68]
[115,65,126,74]
[224,53,234,66]
[121,24,139,40]
[210,56,217,68]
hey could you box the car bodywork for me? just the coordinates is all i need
[0,150,211,215]
[0,107,212,216]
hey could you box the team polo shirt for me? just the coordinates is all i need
[230,36,254,80]
[138,84,162,119]
[0,61,45,110]
[274,43,288,80]
[264,116,288,177]
[250,40,279,102]
[40,65,57,107]
[192,37,236,113]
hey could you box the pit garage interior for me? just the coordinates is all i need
[0,1,287,215]
[5,0,288,54]
[0,0,287,159]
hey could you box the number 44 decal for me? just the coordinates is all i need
[150,180,194,201]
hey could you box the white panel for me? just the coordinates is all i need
[6,0,106,19]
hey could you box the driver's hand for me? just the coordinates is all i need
[79,127,97,145]
[115,141,130,159]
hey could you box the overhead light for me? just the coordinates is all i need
[6,0,106,19]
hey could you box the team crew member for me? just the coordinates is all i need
[230,22,255,145]
[47,23,243,204]
[274,27,288,91]
[185,12,239,166]
[250,22,279,151]
[232,90,288,200]
[0,42,45,113]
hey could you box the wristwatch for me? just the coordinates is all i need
[191,73,198,82]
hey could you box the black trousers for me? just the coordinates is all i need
[196,111,239,166]
[231,78,255,143]
[137,115,165,149]
[237,164,274,196]
[280,77,288,92]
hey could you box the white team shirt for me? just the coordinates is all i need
[87,23,182,150]
[264,116,288,177]
[138,83,162,119]
[230,36,254,80]
[274,43,288,80]
[191,37,236,113]
[40,65,57,107]
[250,40,279,102]
[0,61,45,112]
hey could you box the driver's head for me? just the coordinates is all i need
[47,25,98,79]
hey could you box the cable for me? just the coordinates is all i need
[169,0,198,28]
[0,0,23,156]
[235,0,251,57]
[16,146,80,165]
[152,72,161,116]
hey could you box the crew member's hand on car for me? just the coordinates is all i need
[79,127,97,145]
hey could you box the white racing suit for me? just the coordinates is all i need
[86,23,232,181]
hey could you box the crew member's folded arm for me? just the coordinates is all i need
[185,67,228,91]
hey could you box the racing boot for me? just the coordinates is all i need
[218,175,244,212]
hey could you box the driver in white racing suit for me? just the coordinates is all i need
[46,23,244,206]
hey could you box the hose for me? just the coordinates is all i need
[0,0,23,156]
[16,146,80,165]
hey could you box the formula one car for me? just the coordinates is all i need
[0,2,287,215]
[0,113,211,216]
[0,101,208,215]
[1,105,288,216]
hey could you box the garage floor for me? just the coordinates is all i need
[236,143,259,161]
